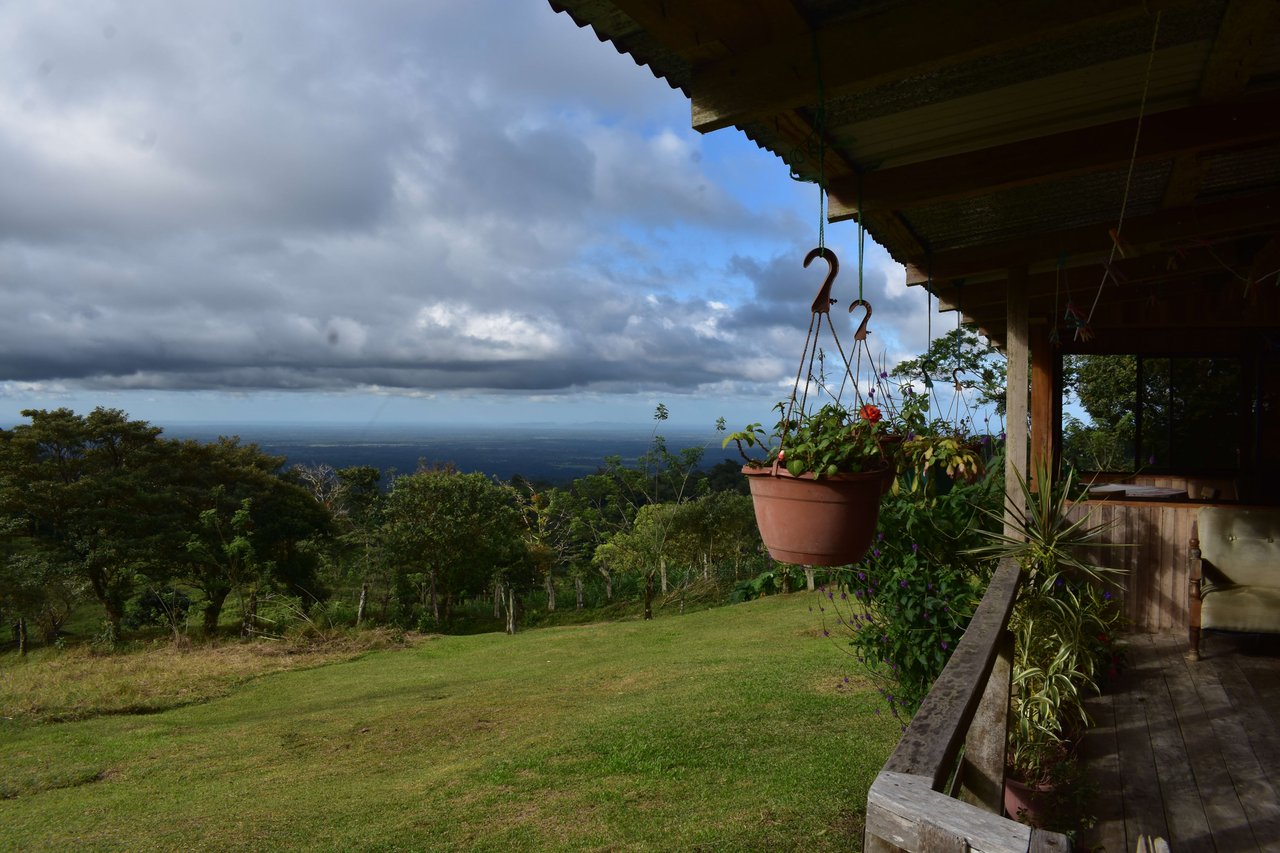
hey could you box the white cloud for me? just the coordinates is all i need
[0,0,943,426]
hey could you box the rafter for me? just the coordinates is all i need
[928,247,1248,313]
[905,189,1280,282]
[826,92,1280,219]
[689,0,1164,133]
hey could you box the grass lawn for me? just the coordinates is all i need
[0,593,899,852]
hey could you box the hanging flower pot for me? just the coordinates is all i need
[742,463,890,566]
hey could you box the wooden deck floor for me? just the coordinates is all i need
[1080,633,1280,853]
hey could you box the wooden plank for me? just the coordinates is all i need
[912,188,1280,282]
[1205,654,1280,847]
[867,771,1033,853]
[1159,506,1175,632]
[1111,637,1172,842]
[960,632,1012,813]
[1030,323,1052,488]
[1185,650,1274,849]
[1005,268,1030,537]
[1139,642,1213,844]
[884,561,1022,789]
[833,92,1280,216]
[1080,687,1126,853]
[689,0,1161,133]
[1159,639,1251,848]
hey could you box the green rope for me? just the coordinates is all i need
[812,29,826,255]
[857,177,865,301]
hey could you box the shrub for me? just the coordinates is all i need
[820,450,1004,720]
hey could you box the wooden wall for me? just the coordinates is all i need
[1065,500,1198,634]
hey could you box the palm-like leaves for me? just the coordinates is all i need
[972,459,1128,784]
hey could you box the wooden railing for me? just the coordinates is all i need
[864,558,1071,852]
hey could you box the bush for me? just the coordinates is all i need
[821,453,1004,720]
[123,587,192,631]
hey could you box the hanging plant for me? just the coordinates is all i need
[726,244,994,565]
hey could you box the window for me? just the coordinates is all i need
[1063,354,1243,473]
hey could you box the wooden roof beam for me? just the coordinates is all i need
[689,0,1168,133]
[827,92,1280,219]
[904,188,1280,283]
[929,249,1244,313]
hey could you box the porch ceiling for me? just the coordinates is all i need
[550,0,1280,349]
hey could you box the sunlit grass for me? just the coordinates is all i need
[0,594,899,852]
[0,629,413,724]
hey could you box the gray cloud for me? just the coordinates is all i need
[0,1,924,407]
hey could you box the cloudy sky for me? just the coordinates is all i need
[1,0,942,430]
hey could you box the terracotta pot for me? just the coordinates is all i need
[1003,775,1054,827]
[742,464,889,566]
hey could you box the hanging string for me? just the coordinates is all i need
[857,177,866,301]
[1080,10,1162,340]
[813,29,827,256]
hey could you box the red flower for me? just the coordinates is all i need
[860,404,882,423]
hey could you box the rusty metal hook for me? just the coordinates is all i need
[952,367,964,390]
[804,247,839,314]
[847,298,872,340]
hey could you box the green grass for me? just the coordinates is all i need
[0,594,899,852]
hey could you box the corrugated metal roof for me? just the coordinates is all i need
[904,161,1173,254]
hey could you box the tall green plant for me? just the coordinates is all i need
[971,461,1126,785]
[821,446,1005,719]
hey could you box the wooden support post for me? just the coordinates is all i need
[959,630,1013,813]
[1029,319,1052,490]
[1005,268,1030,536]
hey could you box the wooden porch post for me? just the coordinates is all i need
[1029,318,1053,489]
[1005,267,1029,536]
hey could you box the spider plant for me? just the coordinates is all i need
[971,460,1127,786]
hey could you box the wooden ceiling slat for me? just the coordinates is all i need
[929,247,1251,312]
[827,92,1280,218]
[689,0,1164,133]
[910,188,1280,281]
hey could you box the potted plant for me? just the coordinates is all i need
[971,461,1126,829]
[724,401,898,566]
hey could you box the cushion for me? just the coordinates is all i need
[1202,585,1280,634]
[1198,507,1280,589]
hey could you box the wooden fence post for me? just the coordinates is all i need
[959,630,1013,812]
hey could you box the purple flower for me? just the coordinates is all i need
[873,548,881,558]
[822,629,830,637]
[1104,590,1113,600]
[899,580,908,588]
[911,543,919,553]
[880,371,888,379]
[941,641,949,650]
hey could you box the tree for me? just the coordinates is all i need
[892,325,1008,425]
[514,486,584,613]
[381,468,525,627]
[163,437,331,636]
[593,502,682,620]
[0,408,174,642]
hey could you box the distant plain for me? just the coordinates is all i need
[160,423,730,485]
